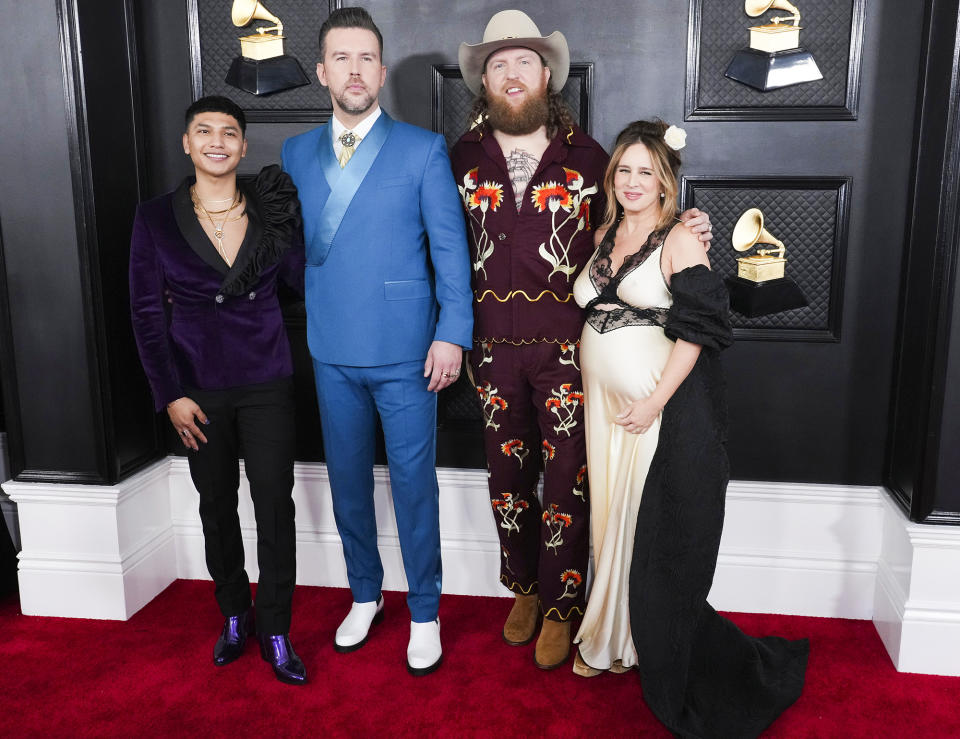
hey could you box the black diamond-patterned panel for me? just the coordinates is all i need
[193,0,332,112]
[695,0,855,108]
[439,75,477,150]
[686,183,844,332]
[435,65,591,150]
[438,372,483,426]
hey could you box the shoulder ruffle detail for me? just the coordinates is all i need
[664,265,733,350]
[221,164,303,296]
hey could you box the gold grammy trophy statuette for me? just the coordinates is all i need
[726,208,807,317]
[724,0,823,91]
[225,0,310,96]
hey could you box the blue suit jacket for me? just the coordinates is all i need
[282,111,473,366]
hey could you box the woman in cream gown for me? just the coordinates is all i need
[571,120,808,739]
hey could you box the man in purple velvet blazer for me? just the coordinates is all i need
[130,96,307,685]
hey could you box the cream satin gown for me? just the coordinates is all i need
[571,233,676,671]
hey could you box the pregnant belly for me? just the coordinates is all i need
[580,323,675,402]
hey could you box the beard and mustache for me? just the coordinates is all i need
[485,84,549,136]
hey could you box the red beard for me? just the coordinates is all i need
[485,87,549,136]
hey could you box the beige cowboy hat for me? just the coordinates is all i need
[458,10,570,96]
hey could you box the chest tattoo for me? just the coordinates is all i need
[504,148,540,211]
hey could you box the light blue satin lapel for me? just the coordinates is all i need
[314,111,395,265]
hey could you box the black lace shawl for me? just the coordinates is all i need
[664,265,733,351]
[220,164,302,296]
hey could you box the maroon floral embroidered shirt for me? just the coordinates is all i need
[451,125,609,344]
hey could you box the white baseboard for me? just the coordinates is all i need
[710,481,883,618]
[168,459,505,598]
[2,462,177,619]
[5,455,960,675]
[873,493,960,676]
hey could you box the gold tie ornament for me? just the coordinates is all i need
[338,131,361,168]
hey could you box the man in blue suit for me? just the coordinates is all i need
[282,7,472,676]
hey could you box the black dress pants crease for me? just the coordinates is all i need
[186,377,297,635]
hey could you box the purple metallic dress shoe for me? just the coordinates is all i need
[213,607,255,666]
[259,634,307,685]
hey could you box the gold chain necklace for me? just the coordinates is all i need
[191,186,245,263]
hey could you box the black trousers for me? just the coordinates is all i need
[186,377,297,635]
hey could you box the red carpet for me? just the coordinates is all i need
[1,580,958,737]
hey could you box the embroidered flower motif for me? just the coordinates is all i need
[470,182,504,212]
[577,199,590,232]
[559,342,580,371]
[542,440,556,463]
[559,568,582,599]
[531,182,572,213]
[459,168,503,279]
[543,503,573,553]
[500,439,529,467]
[479,341,494,366]
[532,171,598,281]
[501,545,514,574]
[572,464,587,502]
[547,384,582,436]
[563,167,585,192]
[493,492,529,534]
[478,382,508,429]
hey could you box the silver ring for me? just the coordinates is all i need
[442,371,449,377]
[180,429,189,436]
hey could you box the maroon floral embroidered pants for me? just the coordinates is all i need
[472,341,589,622]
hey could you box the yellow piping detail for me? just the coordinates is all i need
[543,605,585,621]
[474,289,574,303]
[500,574,538,594]
[475,337,580,346]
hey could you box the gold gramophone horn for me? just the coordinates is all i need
[733,208,785,258]
[744,0,801,25]
[232,0,282,31]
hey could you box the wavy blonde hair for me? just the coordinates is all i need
[600,119,682,232]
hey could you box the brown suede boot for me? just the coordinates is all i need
[502,593,540,646]
[534,618,571,670]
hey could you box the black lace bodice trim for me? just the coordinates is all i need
[584,220,676,334]
[589,219,674,297]
[220,164,303,296]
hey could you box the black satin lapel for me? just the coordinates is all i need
[172,178,230,276]
[221,183,262,290]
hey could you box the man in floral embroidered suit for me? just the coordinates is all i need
[451,10,712,670]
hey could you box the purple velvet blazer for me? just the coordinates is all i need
[129,165,305,411]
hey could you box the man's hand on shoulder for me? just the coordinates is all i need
[424,340,464,392]
[679,208,713,249]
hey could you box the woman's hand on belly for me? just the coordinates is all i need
[615,396,663,435]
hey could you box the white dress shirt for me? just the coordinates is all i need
[331,106,382,158]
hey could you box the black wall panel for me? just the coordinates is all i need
[128,0,928,485]
[3,0,955,508]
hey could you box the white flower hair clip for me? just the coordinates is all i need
[663,125,687,151]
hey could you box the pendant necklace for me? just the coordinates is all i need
[192,186,244,264]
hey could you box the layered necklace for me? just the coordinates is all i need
[191,186,246,265]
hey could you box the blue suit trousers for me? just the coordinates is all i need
[312,359,442,622]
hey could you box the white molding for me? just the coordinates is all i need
[2,461,176,619]
[873,493,960,676]
[6,454,960,675]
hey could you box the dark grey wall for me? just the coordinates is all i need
[0,1,101,476]
[134,0,927,485]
